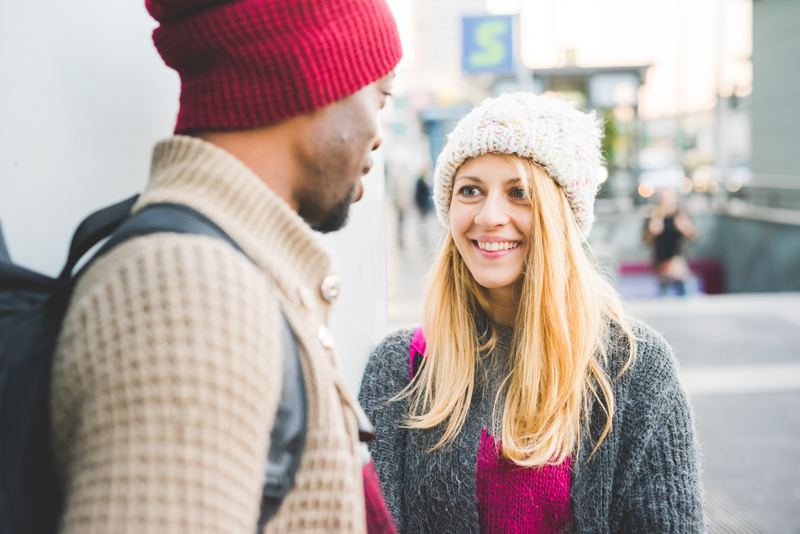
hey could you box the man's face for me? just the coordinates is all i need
[295,71,395,233]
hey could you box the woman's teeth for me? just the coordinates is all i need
[476,241,520,251]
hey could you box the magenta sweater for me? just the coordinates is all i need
[410,327,572,533]
[477,429,571,533]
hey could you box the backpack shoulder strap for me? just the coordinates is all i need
[57,195,140,283]
[88,202,306,528]
[94,202,245,260]
[409,326,426,380]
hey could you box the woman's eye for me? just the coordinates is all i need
[510,187,527,200]
[458,185,481,197]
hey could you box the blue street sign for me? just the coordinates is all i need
[462,15,515,74]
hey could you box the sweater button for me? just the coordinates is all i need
[317,324,335,348]
[320,275,340,302]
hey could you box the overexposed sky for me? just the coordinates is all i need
[517,0,752,118]
[389,0,752,119]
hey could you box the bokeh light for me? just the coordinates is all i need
[692,171,709,189]
[598,167,609,184]
[726,181,743,192]
[613,105,635,122]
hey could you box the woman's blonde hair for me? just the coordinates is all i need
[400,154,637,467]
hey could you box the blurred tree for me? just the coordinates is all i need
[602,109,617,166]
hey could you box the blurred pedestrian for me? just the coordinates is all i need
[386,159,413,248]
[50,1,401,533]
[359,93,704,533]
[643,188,697,296]
[414,174,431,217]
[386,141,425,249]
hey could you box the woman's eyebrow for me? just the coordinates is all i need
[455,176,521,185]
[454,175,484,185]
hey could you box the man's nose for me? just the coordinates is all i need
[474,194,510,228]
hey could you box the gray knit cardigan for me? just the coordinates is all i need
[358,321,705,533]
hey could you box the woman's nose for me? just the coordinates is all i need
[474,194,510,229]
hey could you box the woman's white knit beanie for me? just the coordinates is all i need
[433,92,603,237]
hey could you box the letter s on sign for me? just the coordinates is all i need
[469,20,508,68]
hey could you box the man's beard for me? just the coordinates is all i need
[313,184,358,234]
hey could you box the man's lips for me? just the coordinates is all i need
[353,161,371,204]
[353,179,365,202]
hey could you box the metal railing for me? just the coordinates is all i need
[726,173,800,225]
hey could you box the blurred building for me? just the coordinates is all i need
[388,0,753,177]
[699,0,800,292]
[751,0,800,182]
[385,0,800,294]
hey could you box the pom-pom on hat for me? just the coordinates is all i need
[433,92,604,237]
[146,0,402,134]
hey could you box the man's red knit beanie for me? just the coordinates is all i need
[146,0,402,134]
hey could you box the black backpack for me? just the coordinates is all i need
[0,197,306,534]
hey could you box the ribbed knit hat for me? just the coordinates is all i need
[146,0,402,134]
[433,92,603,237]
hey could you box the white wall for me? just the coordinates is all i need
[319,156,388,392]
[0,1,386,391]
[0,2,177,276]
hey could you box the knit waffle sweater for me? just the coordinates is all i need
[52,136,367,534]
[358,319,706,534]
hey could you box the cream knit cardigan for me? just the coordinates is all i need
[51,136,366,534]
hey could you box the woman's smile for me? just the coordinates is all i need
[471,237,522,256]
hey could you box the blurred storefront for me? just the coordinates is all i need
[384,0,800,296]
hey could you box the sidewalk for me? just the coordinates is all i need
[635,293,800,534]
[386,204,800,533]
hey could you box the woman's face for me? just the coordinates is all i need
[450,154,533,292]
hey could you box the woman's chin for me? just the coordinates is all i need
[474,277,521,293]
